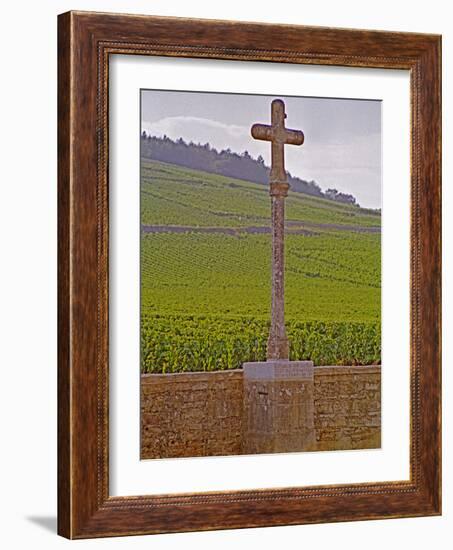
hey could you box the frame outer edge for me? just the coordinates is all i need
[57,11,73,539]
[410,37,442,515]
[438,35,442,515]
[65,10,105,538]
[423,35,442,514]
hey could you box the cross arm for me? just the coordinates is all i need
[251,124,304,146]
[284,128,304,146]
[251,123,272,141]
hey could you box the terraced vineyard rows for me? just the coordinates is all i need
[140,159,381,373]
[141,162,381,228]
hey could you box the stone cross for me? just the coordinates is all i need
[251,99,304,360]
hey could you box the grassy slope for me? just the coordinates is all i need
[140,159,381,372]
[141,161,380,228]
[141,159,381,322]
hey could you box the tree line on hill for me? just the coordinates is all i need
[141,133,362,207]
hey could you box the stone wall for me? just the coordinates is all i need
[141,365,381,459]
[314,366,381,451]
[141,370,243,459]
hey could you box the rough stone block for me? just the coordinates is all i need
[242,360,315,454]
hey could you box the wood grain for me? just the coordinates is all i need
[57,10,441,539]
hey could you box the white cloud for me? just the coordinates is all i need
[143,116,250,150]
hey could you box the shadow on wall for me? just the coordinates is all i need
[26,516,57,534]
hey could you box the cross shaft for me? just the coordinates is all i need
[251,99,304,361]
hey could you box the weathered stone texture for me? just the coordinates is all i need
[251,99,304,361]
[243,361,315,454]
[141,370,243,459]
[140,365,381,459]
[313,366,381,450]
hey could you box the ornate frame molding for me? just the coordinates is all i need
[58,11,441,538]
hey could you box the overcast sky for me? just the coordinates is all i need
[141,89,382,209]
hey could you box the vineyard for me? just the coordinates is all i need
[140,159,381,373]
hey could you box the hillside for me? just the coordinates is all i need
[141,134,368,207]
[140,159,381,373]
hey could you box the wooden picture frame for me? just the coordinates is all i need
[58,10,441,539]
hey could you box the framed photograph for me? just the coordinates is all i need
[58,11,441,538]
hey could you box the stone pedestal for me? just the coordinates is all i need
[242,360,315,454]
